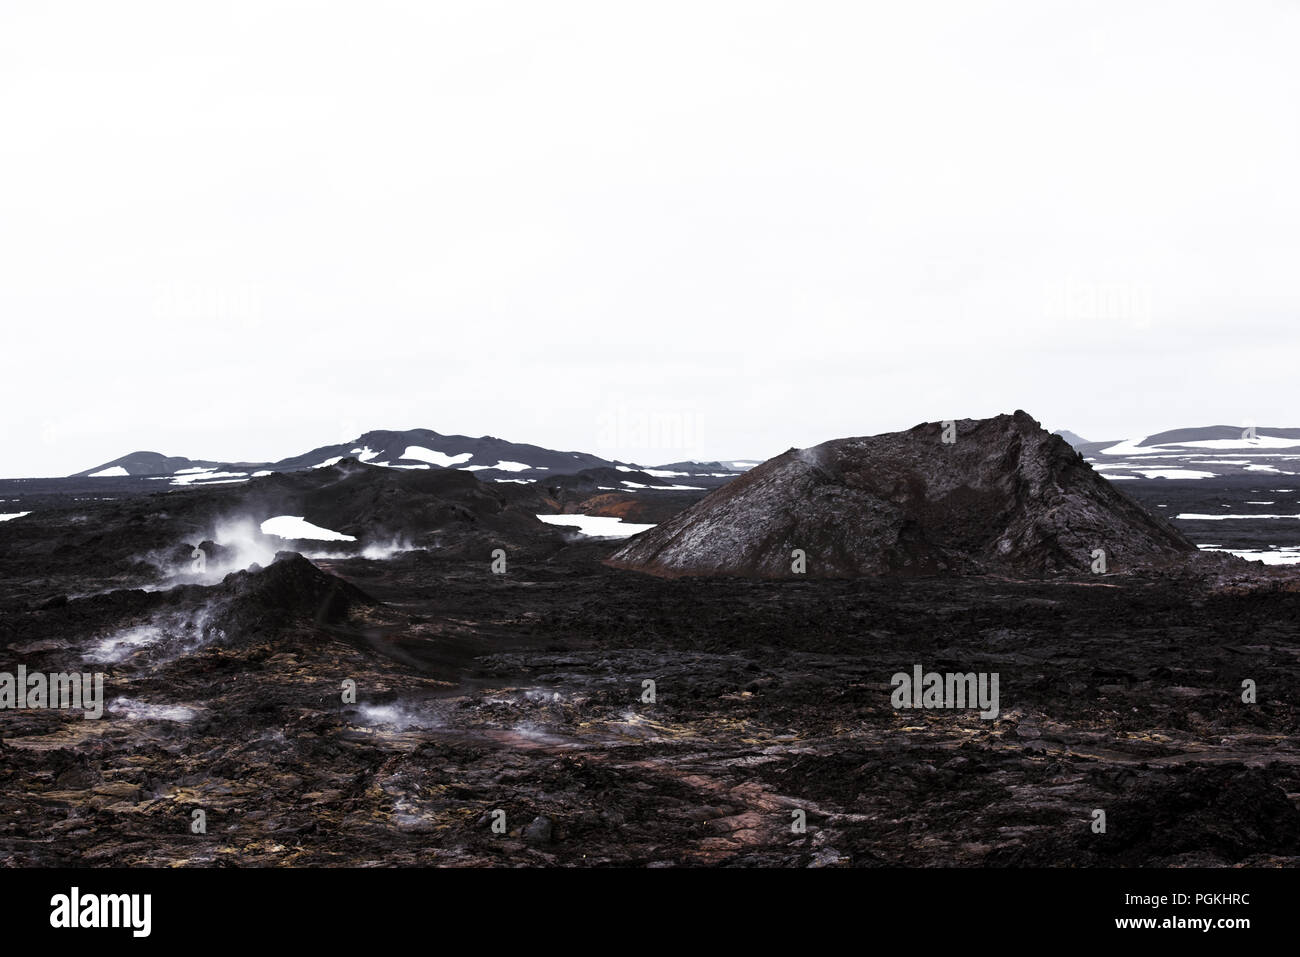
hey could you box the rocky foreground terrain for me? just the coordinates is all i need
[1,418,1298,867]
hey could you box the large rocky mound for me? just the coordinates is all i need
[211,551,377,632]
[607,411,1196,578]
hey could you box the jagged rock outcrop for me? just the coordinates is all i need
[607,411,1196,578]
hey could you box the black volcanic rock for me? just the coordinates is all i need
[214,552,376,633]
[0,460,567,611]
[3,474,1298,867]
[607,411,1196,578]
[1051,430,1089,448]
[987,765,1300,866]
[252,458,556,545]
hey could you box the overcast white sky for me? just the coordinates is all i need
[2,1,1298,476]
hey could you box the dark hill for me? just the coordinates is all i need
[72,428,628,479]
[607,411,1196,578]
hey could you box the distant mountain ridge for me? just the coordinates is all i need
[73,423,1300,486]
[73,428,753,486]
[1069,426,1300,481]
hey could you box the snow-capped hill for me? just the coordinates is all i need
[1075,426,1300,480]
[73,428,768,486]
[265,428,622,476]
[73,451,231,478]
[73,428,669,485]
[649,459,760,475]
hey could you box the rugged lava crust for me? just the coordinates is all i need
[609,411,1196,578]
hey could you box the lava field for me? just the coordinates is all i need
[1,425,1298,868]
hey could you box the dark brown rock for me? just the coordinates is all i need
[608,411,1195,578]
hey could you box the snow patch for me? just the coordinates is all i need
[1133,469,1216,480]
[261,515,357,541]
[1176,513,1300,521]
[1197,546,1300,565]
[536,514,656,538]
[169,471,249,486]
[1101,435,1300,456]
[621,481,705,490]
[401,447,472,467]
